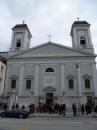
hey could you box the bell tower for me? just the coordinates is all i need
[70,21,94,53]
[9,23,32,55]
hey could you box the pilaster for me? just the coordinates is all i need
[18,63,24,96]
[34,64,39,97]
[60,64,65,92]
[92,63,97,96]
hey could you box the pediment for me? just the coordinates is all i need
[24,75,34,79]
[10,75,18,79]
[66,74,76,79]
[82,74,92,79]
[9,42,95,59]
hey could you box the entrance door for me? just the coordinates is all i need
[46,93,53,105]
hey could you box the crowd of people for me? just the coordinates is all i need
[36,102,97,116]
[36,103,66,115]
[1,101,97,116]
[72,102,97,116]
[11,103,35,113]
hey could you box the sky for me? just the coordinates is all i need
[0,0,97,54]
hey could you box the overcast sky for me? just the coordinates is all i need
[0,0,97,54]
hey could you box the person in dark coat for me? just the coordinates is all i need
[63,104,66,116]
[3,103,7,110]
[72,103,77,116]
[12,103,15,110]
[16,103,19,110]
[85,102,89,115]
[81,104,85,115]
[21,105,25,111]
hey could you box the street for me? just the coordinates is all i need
[0,117,97,130]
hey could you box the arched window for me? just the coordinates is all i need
[45,68,54,72]
[80,36,86,46]
[16,39,21,48]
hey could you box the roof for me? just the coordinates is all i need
[13,24,28,29]
[73,21,90,25]
[70,21,90,36]
[12,24,32,37]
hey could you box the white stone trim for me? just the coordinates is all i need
[8,61,96,65]
[10,53,95,58]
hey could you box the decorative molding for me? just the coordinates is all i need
[82,74,92,79]
[18,96,30,98]
[43,86,56,92]
[9,53,96,59]
[10,75,18,79]
[66,74,75,79]
[7,91,16,94]
[8,61,96,65]
[44,77,55,87]
[82,91,94,94]
[24,75,34,79]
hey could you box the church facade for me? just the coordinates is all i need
[4,21,97,108]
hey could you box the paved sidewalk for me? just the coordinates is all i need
[29,112,97,118]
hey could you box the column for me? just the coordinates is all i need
[34,64,39,97]
[60,64,65,92]
[76,64,82,97]
[92,63,97,96]
[18,63,24,97]
[2,65,6,95]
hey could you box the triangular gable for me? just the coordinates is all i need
[9,42,96,59]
